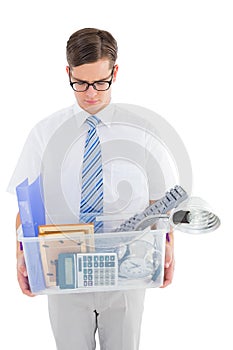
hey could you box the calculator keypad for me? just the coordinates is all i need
[77,253,118,288]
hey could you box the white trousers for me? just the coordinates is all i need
[48,289,145,350]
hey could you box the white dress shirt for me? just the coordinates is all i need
[8,102,178,227]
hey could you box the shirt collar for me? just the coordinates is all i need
[73,102,115,129]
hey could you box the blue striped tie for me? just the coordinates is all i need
[80,116,103,232]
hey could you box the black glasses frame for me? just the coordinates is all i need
[69,67,115,92]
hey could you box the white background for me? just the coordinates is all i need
[1,1,232,349]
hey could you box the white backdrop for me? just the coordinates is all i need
[1,1,232,349]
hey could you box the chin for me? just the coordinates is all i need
[84,103,106,115]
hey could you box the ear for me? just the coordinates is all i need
[66,66,70,75]
[112,64,119,82]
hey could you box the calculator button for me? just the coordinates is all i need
[105,262,115,268]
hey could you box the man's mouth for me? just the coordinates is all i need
[85,99,99,104]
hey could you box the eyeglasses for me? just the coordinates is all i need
[69,67,115,92]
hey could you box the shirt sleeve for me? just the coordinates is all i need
[7,126,44,195]
[145,130,179,201]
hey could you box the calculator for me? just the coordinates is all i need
[58,252,118,289]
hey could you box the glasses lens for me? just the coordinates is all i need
[93,82,111,91]
[72,82,88,92]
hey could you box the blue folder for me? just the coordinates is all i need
[16,176,46,293]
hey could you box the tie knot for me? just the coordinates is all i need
[86,116,100,129]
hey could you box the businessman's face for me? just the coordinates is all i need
[67,59,118,115]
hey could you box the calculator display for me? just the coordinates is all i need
[57,253,76,289]
[65,257,74,285]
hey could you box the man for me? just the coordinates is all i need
[9,28,174,350]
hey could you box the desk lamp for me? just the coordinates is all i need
[115,186,220,234]
[170,196,220,234]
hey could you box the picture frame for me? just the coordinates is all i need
[38,223,94,287]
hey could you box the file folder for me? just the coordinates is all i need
[16,176,46,292]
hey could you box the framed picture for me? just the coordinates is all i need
[38,224,94,287]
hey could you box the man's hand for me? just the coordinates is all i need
[161,232,175,288]
[16,213,34,297]
[17,252,35,297]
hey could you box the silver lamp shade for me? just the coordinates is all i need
[170,197,221,234]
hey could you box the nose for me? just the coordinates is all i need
[86,85,97,98]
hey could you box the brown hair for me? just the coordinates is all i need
[66,28,118,68]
